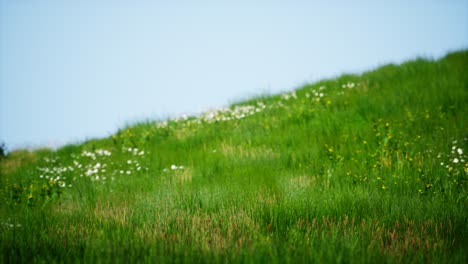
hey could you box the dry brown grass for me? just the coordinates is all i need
[0,150,39,175]
[295,215,448,258]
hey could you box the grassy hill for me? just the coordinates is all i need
[1,50,467,263]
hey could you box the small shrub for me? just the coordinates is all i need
[0,142,6,159]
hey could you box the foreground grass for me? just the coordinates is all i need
[1,50,467,263]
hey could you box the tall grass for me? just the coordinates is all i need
[1,50,467,263]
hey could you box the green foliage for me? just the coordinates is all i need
[1,50,467,263]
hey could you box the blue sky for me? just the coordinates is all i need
[1,0,467,150]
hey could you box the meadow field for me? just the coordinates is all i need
[1,50,467,263]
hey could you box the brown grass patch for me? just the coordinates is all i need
[1,150,39,175]
[296,215,449,258]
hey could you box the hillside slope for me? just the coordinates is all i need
[1,50,467,263]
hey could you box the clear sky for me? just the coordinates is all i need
[1,0,467,151]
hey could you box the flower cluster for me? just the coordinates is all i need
[124,147,145,156]
[157,102,268,129]
[1,219,22,229]
[35,147,149,188]
[304,86,327,102]
[75,149,115,182]
[95,149,112,156]
[161,164,192,183]
[342,82,356,89]
[282,91,297,100]
[198,103,268,123]
[151,80,367,132]
[118,158,144,175]
[37,160,72,188]
[438,138,467,173]
[163,164,185,172]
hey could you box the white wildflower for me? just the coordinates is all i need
[96,149,111,156]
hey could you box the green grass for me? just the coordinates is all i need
[1,50,467,263]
